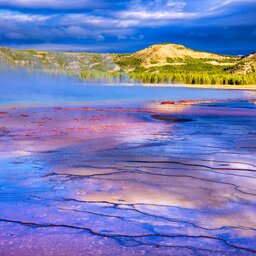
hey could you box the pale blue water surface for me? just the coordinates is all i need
[0,69,254,106]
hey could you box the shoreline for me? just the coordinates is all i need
[142,83,256,91]
[82,81,256,91]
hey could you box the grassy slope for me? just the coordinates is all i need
[0,44,256,85]
[0,47,119,73]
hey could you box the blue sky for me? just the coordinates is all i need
[0,0,255,54]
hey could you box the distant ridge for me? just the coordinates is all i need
[0,43,256,85]
[244,52,256,60]
[131,43,230,66]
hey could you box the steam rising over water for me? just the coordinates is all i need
[0,69,253,106]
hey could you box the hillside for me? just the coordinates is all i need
[231,61,256,75]
[113,43,239,70]
[129,44,236,67]
[0,47,119,73]
[0,43,256,85]
[244,53,256,60]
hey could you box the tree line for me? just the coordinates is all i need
[128,72,256,85]
[80,70,256,86]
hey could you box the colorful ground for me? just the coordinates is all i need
[0,99,256,255]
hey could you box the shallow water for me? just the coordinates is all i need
[0,71,256,256]
[0,69,254,106]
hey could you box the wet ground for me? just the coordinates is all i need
[0,97,256,256]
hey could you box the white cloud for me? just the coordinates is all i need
[115,0,197,27]
[208,0,256,11]
[0,10,50,22]
[118,10,196,23]
[59,14,116,27]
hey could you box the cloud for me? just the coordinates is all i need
[208,0,256,10]
[0,10,50,22]
[0,10,134,43]
[117,0,195,25]
[0,0,255,54]
[0,0,114,10]
[117,10,197,27]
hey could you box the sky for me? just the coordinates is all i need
[0,0,255,55]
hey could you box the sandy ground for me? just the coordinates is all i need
[143,83,256,91]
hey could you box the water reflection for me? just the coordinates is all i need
[0,97,256,255]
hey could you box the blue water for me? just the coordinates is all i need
[0,69,253,106]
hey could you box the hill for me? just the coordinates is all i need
[244,52,256,60]
[0,47,119,73]
[130,44,234,67]
[0,43,256,86]
[113,43,239,69]
[228,52,256,75]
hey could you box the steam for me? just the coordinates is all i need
[0,68,140,106]
[0,68,82,105]
[0,67,251,107]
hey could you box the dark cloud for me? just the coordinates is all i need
[0,0,125,11]
[0,0,255,54]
